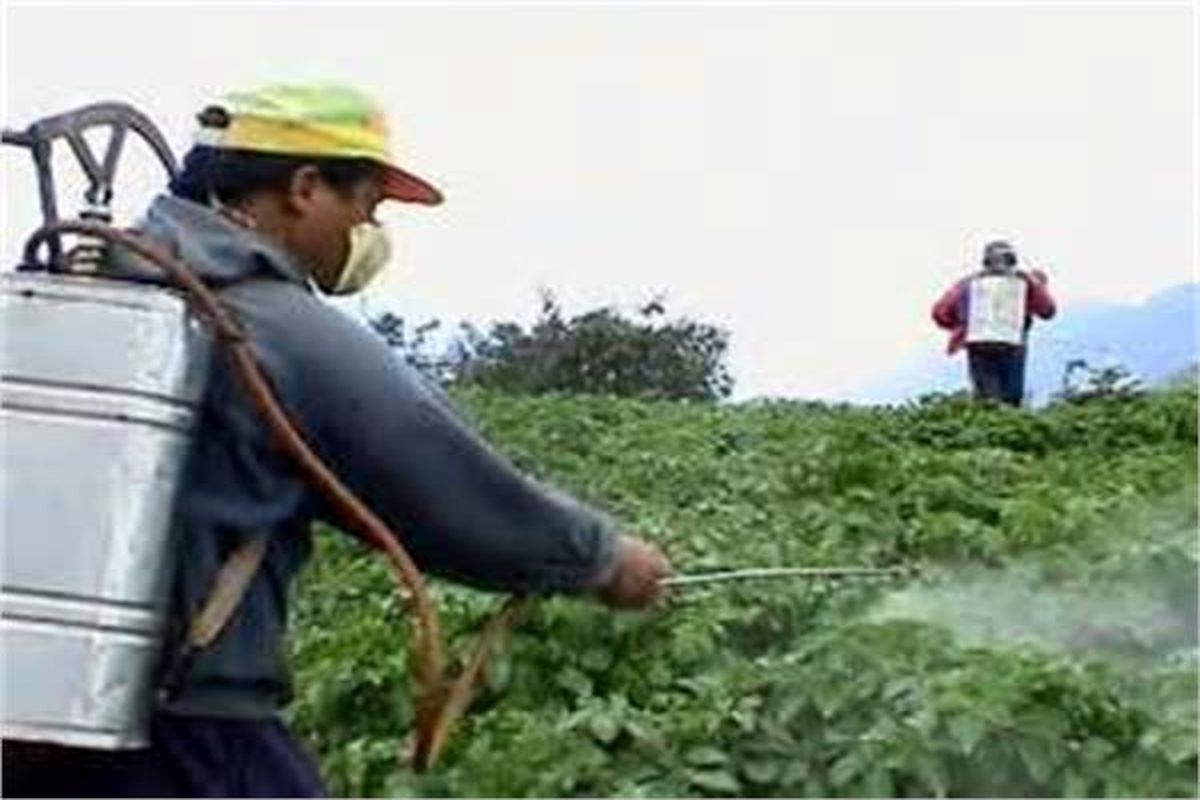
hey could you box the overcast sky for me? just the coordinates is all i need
[2,2,1194,400]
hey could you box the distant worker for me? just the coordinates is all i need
[931,240,1057,406]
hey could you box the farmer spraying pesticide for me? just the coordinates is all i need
[1,84,670,798]
[931,240,1058,406]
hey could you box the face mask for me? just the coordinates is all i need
[327,222,393,295]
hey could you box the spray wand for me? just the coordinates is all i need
[664,564,917,589]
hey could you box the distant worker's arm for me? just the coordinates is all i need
[931,281,965,329]
[1024,270,1057,320]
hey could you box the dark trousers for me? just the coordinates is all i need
[2,712,325,798]
[967,344,1027,407]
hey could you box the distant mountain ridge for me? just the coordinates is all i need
[856,283,1198,406]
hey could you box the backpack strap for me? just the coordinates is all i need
[157,536,270,702]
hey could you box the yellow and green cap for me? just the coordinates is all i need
[194,84,442,205]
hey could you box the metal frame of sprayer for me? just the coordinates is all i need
[3,102,179,273]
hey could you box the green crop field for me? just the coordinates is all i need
[288,385,1198,798]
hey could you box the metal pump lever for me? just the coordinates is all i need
[3,102,178,271]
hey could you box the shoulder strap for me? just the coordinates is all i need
[157,536,270,702]
[187,536,271,649]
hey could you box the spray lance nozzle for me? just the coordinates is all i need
[662,564,919,590]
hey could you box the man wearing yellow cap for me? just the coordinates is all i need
[3,84,670,797]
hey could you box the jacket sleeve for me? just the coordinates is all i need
[245,289,617,595]
[1024,272,1057,320]
[931,280,965,329]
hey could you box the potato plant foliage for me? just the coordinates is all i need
[288,385,1198,797]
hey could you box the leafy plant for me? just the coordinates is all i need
[288,384,1198,797]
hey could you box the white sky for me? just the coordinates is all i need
[2,2,1195,400]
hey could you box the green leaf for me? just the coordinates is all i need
[948,714,987,756]
[1081,737,1115,763]
[685,746,729,767]
[856,767,894,798]
[912,753,950,798]
[740,759,782,786]
[587,713,620,745]
[623,719,653,743]
[1062,770,1090,798]
[1017,737,1055,784]
[829,752,861,788]
[581,647,612,671]
[688,769,741,796]
[555,667,593,697]
[779,759,810,786]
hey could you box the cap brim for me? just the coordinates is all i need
[381,164,443,205]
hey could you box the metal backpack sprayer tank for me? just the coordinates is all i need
[965,243,1028,347]
[1,104,213,749]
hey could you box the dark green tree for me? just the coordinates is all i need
[369,291,734,402]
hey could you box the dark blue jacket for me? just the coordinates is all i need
[111,195,616,718]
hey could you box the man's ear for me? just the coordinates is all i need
[284,165,325,215]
